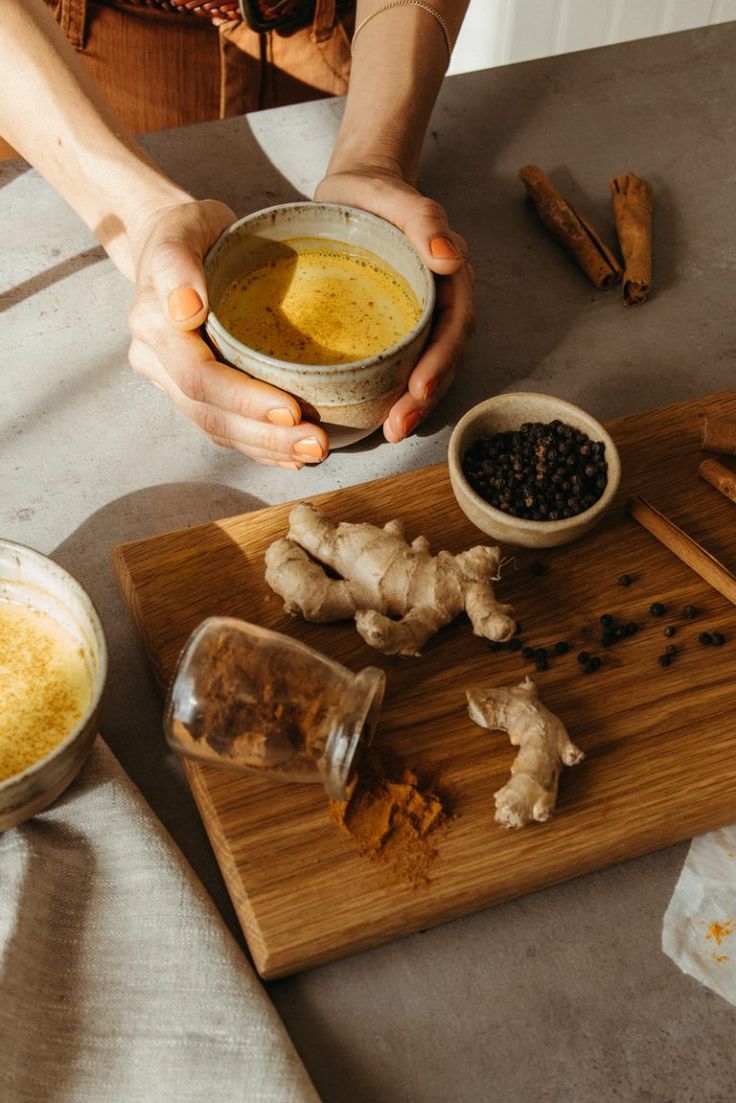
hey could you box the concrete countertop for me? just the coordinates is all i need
[2,22,735,1102]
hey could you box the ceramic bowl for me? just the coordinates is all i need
[204,202,435,448]
[448,392,622,548]
[0,540,107,831]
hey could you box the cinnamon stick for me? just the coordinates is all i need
[609,172,653,306]
[701,414,736,455]
[627,495,736,606]
[698,458,736,505]
[519,165,622,289]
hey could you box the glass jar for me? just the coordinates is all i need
[164,617,385,801]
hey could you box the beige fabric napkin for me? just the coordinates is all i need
[0,740,320,1103]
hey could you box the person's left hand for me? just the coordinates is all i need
[315,170,475,443]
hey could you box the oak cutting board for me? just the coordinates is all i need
[113,389,736,978]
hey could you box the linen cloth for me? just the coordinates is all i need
[0,739,320,1103]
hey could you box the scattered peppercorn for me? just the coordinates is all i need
[535,657,549,672]
[698,632,713,646]
[522,646,535,660]
[659,654,672,668]
[530,562,545,576]
[600,613,614,627]
[665,644,677,657]
[488,641,502,652]
[650,602,666,617]
[712,632,725,646]
[515,622,523,635]
[664,626,677,638]
[577,651,590,665]
[625,622,639,636]
[509,638,523,651]
[534,648,548,661]
[613,626,626,640]
[618,574,633,587]
[683,605,698,619]
[553,641,569,655]
[601,631,616,647]
[588,656,602,671]
[461,420,608,520]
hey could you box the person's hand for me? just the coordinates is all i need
[127,198,330,468]
[315,170,475,443]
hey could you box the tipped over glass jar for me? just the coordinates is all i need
[164,617,385,801]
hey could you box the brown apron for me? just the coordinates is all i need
[48,0,352,132]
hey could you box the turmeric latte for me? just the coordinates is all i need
[217,238,422,365]
[0,601,93,781]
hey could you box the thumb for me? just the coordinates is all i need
[400,198,467,277]
[150,239,210,332]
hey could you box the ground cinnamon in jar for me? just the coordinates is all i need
[331,746,452,887]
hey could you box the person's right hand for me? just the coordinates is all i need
[127,198,330,469]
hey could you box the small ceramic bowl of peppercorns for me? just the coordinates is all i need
[448,392,621,548]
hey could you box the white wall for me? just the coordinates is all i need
[448,0,736,75]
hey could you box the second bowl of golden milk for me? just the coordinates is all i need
[204,203,435,447]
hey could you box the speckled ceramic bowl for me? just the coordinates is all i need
[448,393,622,548]
[0,541,107,831]
[204,202,435,448]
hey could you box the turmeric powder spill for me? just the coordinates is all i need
[0,600,92,781]
[331,747,451,886]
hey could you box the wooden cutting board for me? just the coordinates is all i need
[113,389,736,979]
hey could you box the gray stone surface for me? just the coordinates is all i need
[2,23,736,1102]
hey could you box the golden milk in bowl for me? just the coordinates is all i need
[205,204,435,447]
[217,238,422,367]
[0,540,107,830]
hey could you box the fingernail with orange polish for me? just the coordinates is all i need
[422,377,438,402]
[401,411,422,439]
[267,407,297,427]
[429,235,460,260]
[168,286,204,322]
[292,437,325,461]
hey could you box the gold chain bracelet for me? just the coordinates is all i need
[351,1,453,64]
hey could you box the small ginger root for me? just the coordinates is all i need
[265,502,515,657]
[466,677,583,828]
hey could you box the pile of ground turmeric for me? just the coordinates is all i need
[331,747,451,886]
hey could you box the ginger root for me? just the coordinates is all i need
[466,677,583,828]
[265,502,515,657]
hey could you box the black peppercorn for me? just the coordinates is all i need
[530,562,545,576]
[698,632,713,646]
[577,651,590,665]
[659,654,672,668]
[712,632,726,646]
[488,641,502,652]
[600,614,614,627]
[650,602,667,617]
[535,657,549,672]
[665,644,677,657]
[553,641,569,655]
[625,622,639,636]
[664,626,677,638]
[509,638,523,651]
[522,646,535,660]
[618,574,633,587]
[683,605,698,619]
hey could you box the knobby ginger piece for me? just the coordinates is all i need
[265,502,515,657]
[466,677,584,828]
